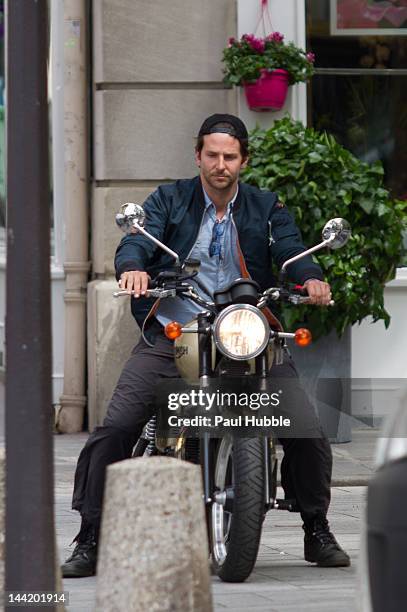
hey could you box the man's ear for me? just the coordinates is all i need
[241,156,249,170]
[195,150,201,167]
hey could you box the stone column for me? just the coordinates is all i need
[96,457,213,612]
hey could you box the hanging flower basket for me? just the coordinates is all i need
[244,68,289,112]
[222,31,315,113]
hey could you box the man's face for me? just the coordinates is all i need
[195,133,247,193]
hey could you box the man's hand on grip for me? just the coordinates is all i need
[119,271,150,298]
[303,279,332,306]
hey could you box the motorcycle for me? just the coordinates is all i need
[114,203,351,582]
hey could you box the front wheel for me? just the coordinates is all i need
[210,436,265,582]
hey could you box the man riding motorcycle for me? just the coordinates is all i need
[62,113,350,578]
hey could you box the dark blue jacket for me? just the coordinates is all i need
[115,177,324,328]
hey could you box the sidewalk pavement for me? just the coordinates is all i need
[54,427,378,611]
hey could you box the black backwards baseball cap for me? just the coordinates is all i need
[197,113,249,142]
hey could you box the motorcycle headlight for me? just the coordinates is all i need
[213,305,269,361]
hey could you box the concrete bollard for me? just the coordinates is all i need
[96,457,213,612]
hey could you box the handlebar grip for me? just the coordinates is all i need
[297,296,335,306]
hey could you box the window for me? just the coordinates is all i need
[306,0,407,265]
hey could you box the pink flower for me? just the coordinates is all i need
[249,37,265,53]
[306,52,315,63]
[241,34,265,53]
[266,31,284,43]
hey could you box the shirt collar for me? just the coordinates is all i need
[202,185,239,213]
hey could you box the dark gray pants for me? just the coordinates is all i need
[72,332,332,529]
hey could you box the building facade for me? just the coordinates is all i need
[0,0,406,431]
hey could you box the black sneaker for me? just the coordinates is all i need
[304,518,351,567]
[61,526,98,578]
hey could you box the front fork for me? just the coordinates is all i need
[256,351,277,510]
[257,352,296,512]
[199,340,278,510]
[201,433,279,510]
[197,312,215,504]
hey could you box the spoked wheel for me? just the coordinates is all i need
[210,435,265,582]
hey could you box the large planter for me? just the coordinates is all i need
[244,69,289,112]
[289,327,352,444]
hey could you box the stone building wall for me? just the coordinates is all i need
[88,0,237,428]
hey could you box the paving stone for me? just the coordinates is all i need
[212,592,273,608]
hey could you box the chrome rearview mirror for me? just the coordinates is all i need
[321,218,351,249]
[115,202,146,233]
[115,202,180,266]
[280,217,351,278]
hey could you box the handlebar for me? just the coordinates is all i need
[113,288,177,298]
[113,282,216,312]
[257,285,334,308]
[291,284,334,307]
[113,279,334,307]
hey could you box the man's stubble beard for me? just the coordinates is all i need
[205,172,238,192]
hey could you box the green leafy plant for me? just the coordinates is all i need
[241,116,407,339]
[222,32,315,86]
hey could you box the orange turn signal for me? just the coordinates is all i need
[294,328,312,347]
[164,321,183,340]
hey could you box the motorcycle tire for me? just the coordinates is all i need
[210,436,265,582]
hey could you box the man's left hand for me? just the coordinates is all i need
[303,279,332,306]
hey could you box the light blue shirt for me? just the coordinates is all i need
[156,187,241,326]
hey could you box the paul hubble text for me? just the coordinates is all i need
[168,415,291,428]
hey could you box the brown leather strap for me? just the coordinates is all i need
[236,237,283,332]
